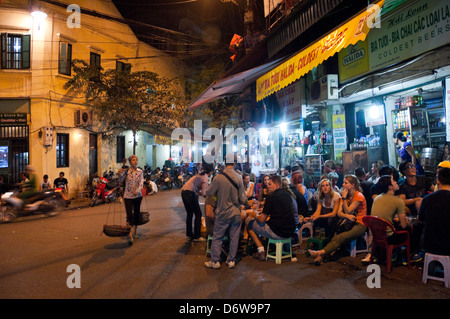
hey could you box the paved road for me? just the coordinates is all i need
[1,189,449,305]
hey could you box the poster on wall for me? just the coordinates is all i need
[275,81,301,122]
[332,114,347,161]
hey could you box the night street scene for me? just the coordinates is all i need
[1,0,450,312]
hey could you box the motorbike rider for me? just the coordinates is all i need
[8,165,40,209]
[54,172,69,199]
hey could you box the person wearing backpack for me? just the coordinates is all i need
[204,156,247,269]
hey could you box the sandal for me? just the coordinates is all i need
[313,256,323,266]
[308,250,320,258]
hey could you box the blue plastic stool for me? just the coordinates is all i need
[347,232,369,257]
[266,238,292,264]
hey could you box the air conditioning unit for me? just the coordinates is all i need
[74,110,92,127]
[310,74,339,104]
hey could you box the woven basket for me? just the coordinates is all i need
[103,224,131,237]
[137,212,150,225]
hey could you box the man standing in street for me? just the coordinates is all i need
[204,155,247,269]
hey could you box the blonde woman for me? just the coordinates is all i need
[308,175,367,265]
[306,178,341,238]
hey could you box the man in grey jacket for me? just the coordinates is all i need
[204,157,247,269]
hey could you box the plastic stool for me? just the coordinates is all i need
[348,233,369,257]
[298,222,313,243]
[305,237,329,257]
[206,235,229,256]
[266,238,292,264]
[422,253,450,288]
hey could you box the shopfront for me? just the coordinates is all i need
[385,81,446,172]
[338,0,450,174]
[254,4,383,182]
[0,100,30,185]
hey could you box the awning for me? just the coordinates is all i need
[188,58,283,109]
[256,0,384,101]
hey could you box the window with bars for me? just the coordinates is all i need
[90,52,101,68]
[59,42,72,76]
[116,61,131,73]
[1,33,30,69]
[56,133,69,167]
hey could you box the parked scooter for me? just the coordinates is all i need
[1,188,66,223]
[89,169,120,207]
[156,167,173,190]
[173,166,185,188]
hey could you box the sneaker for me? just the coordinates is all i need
[204,261,221,269]
[226,260,236,268]
[254,250,266,261]
[193,237,206,242]
[401,255,408,266]
[391,250,398,262]
[411,251,424,263]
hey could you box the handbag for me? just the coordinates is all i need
[334,214,356,234]
[334,194,357,234]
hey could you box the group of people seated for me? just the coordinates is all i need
[307,157,450,267]
[202,155,450,271]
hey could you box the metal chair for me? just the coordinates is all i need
[362,216,411,272]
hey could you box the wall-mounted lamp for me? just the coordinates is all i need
[31,10,47,31]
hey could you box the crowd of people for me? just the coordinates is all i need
[183,149,450,272]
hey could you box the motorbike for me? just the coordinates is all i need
[89,169,120,207]
[1,188,66,223]
[156,168,173,190]
[173,166,185,188]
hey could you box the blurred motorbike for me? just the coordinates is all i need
[1,188,66,223]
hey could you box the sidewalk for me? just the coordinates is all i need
[65,197,91,211]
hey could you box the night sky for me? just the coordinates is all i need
[112,0,246,56]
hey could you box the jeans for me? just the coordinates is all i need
[211,215,241,263]
[181,190,202,239]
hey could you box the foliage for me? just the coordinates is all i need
[184,54,246,131]
[64,59,188,153]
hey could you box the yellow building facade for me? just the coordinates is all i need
[0,0,185,198]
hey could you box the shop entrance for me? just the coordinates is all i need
[0,125,29,185]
